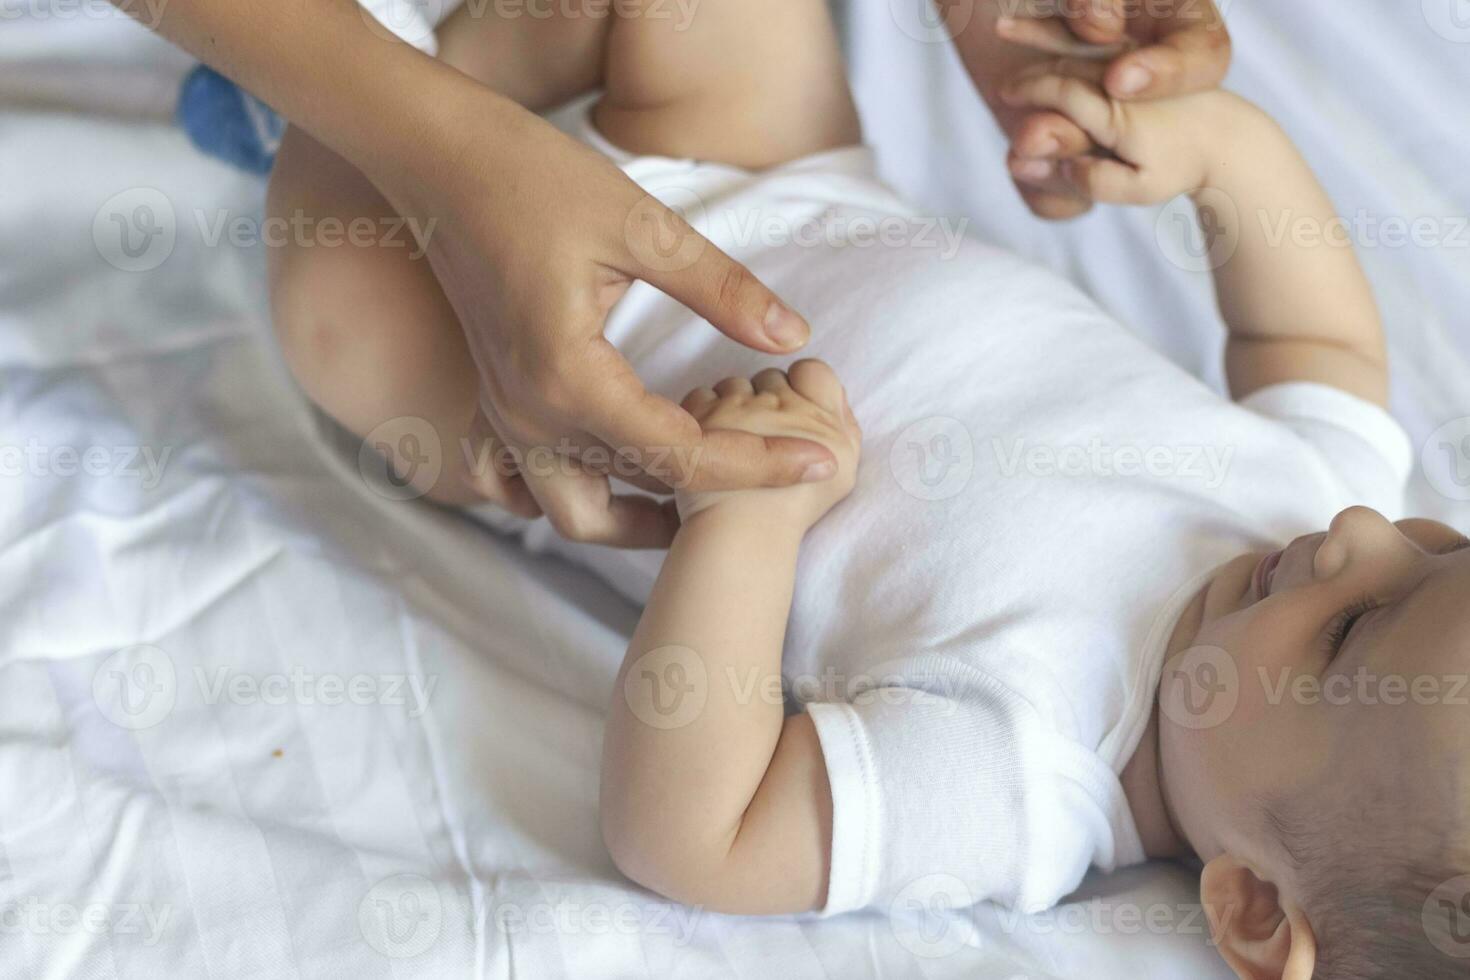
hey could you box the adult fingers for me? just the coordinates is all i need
[1005,110,1096,219]
[518,452,679,549]
[1011,108,1095,160]
[1061,0,1128,43]
[1016,184,1093,221]
[995,12,1130,58]
[572,338,835,492]
[619,192,811,354]
[465,408,544,518]
[1104,1,1230,99]
[688,428,838,492]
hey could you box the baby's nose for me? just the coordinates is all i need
[1315,506,1399,578]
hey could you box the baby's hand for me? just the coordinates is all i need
[675,360,861,530]
[1000,59,1242,206]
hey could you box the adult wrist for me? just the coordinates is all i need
[354,58,533,216]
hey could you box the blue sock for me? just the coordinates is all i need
[176,65,286,176]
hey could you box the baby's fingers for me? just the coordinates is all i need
[1059,156,1149,205]
[1000,67,1121,151]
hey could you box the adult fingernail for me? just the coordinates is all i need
[800,460,836,483]
[1114,64,1153,96]
[765,301,808,350]
[1034,133,1059,156]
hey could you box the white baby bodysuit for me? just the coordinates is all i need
[489,99,1414,916]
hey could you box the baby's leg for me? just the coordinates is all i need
[266,130,516,507]
[595,0,861,169]
[267,0,856,511]
[266,9,620,510]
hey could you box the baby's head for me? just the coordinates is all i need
[1156,506,1470,978]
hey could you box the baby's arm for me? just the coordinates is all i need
[599,361,861,914]
[1002,67,1388,406]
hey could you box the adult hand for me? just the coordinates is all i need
[114,0,833,549]
[378,77,838,547]
[954,0,1232,220]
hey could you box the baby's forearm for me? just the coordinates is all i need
[1197,96,1388,403]
[600,502,829,912]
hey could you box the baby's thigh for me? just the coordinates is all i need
[596,0,860,169]
[266,127,487,504]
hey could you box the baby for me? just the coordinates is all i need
[266,2,1470,977]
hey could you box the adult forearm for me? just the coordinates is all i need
[129,0,511,185]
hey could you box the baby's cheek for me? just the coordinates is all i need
[1161,619,1301,742]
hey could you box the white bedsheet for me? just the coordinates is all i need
[1,3,1466,978]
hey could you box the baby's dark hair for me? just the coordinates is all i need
[1265,768,1470,978]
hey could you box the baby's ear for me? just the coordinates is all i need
[1200,855,1317,980]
